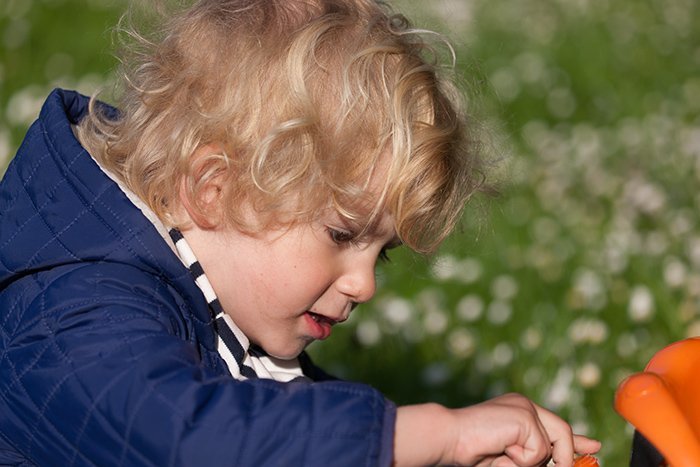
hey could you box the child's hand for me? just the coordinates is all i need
[394,393,601,466]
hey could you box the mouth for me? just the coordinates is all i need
[304,311,341,340]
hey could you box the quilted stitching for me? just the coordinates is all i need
[0,90,396,467]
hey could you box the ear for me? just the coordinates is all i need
[178,144,230,230]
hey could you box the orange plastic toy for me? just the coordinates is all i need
[573,454,599,466]
[614,337,700,467]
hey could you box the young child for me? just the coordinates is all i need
[0,0,601,465]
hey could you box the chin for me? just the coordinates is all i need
[263,339,311,361]
[268,351,301,360]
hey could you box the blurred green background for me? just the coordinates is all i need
[3,0,700,464]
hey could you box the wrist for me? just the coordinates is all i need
[394,403,454,466]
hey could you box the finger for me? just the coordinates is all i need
[549,427,574,466]
[573,435,602,455]
[531,405,574,466]
[500,399,553,466]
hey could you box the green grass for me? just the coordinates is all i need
[3,0,700,464]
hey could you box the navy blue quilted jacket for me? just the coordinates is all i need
[0,89,396,466]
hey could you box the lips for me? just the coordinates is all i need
[304,311,336,340]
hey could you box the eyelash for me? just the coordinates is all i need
[327,227,356,244]
[326,227,391,263]
[378,249,391,263]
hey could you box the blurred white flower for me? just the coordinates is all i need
[604,245,629,274]
[380,297,414,326]
[421,0,474,34]
[431,256,483,284]
[76,72,108,96]
[356,320,381,347]
[680,126,700,158]
[455,257,483,284]
[0,128,10,170]
[520,326,543,351]
[447,328,476,358]
[487,300,513,325]
[572,268,607,310]
[547,87,577,119]
[571,420,591,437]
[616,332,639,358]
[424,309,449,335]
[669,211,693,237]
[663,258,687,289]
[416,289,449,335]
[628,285,655,323]
[661,0,692,34]
[682,78,700,111]
[514,52,547,84]
[531,217,561,244]
[686,274,700,298]
[430,254,458,280]
[491,67,521,102]
[523,8,558,44]
[686,320,700,338]
[544,366,574,409]
[622,177,666,215]
[492,343,514,367]
[618,118,644,149]
[456,294,484,322]
[608,11,638,45]
[572,123,602,164]
[686,237,700,268]
[491,274,519,301]
[568,318,609,344]
[576,362,602,388]
[417,289,443,312]
[6,86,46,127]
[644,231,669,257]
[521,120,549,148]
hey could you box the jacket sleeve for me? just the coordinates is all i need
[0,263,396,467]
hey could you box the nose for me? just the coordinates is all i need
[336,255,377,304]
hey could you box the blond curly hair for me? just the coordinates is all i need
[77,0,483,254]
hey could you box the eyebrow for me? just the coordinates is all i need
[355,219,401,249]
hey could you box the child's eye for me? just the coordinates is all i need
[327,227,356,244]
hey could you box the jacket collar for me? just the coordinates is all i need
[0,88,218,352]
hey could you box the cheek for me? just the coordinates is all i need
[251,252,309,300]
[272,256,332,297]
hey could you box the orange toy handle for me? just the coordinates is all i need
[574,454,600,467]
[615,372,700,467]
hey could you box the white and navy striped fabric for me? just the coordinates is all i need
[168,228,307,383]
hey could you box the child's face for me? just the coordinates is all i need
[183,208,399,359]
